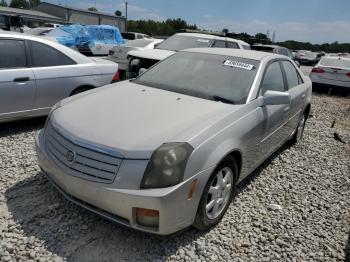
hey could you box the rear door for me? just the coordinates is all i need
[258,60,290,156]
[0,38,36,120]
[28,40,79,109]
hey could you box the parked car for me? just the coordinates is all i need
[43,25,125,56]
[0,33,119,123]
[107,38,163,79]
[122,32,150,41]
[127,33,251,78]
[310,56,350,89]
[36,48,312,235]
[251,44,300,67]
[295,50,320,65]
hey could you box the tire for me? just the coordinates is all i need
[70,87,92,96]
[193,156,238,231]
[291,111,307,145]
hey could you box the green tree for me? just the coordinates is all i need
[0,0,8,7]
[88,6,98,12]
[9,0,28,8]
[115,10,122,16]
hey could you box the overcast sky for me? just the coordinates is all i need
[44,0,350,44]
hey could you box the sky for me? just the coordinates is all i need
[44,0,350,44]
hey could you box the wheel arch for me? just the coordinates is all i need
[69,85,96,96]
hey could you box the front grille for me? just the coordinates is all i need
[45,123,122,184]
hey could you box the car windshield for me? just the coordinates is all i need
[319,57,350,69]
[125,39,154,47]
[134,52,260,104]
[156,35,211,51]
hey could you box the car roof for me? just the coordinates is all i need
[252,44,285,49]
[175,33,249,45]
[0,32,92,64]
[182,48,284,61]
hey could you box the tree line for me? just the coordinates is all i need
[127,19,198,36]
[0,0,40,9]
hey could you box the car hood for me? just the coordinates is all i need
[128,49,176,61]
[51,81,239,159]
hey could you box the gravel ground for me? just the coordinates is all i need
[0,93,349,262]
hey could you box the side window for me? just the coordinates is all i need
[281,61,302,89]
[260,61,285,95]
[211,40,226,48]
[0,39,26,69]
[136,34,143,39]
[29,41,75,67]
[227,42,239,49]
[242,45,251,50]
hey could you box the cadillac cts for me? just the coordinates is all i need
[36,48,312,235]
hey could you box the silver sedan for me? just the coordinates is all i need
[0,33,119,123]
[36,48,312,235]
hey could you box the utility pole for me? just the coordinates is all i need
[125,2,128,32]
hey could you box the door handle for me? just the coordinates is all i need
[284,106,290,113]
[13,77,30,82]
[301,94,306,99]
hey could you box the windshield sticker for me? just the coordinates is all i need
[223,60,255,70]
[197,39,210,43]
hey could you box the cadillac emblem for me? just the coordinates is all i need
[66,150,75,163]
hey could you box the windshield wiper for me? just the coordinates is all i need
[212,95,235,104]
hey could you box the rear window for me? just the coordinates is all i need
[0,39,26,69]
[242,45,251,50]
[156,35,211,51]
[29,41,75,67]
[319,57,350,69]
[122,33,135,40]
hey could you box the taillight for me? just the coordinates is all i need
[312,67,325,73]
[112,70,120,83]
[346,72,350,78]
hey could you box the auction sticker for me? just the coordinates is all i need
[223,60,254,70]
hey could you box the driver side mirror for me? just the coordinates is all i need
[262,90,291,106]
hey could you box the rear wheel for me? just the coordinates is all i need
[193,156,238,230]
[291,112,306,144]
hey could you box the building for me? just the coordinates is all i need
[34,2,126,32]
[0,6,65,30]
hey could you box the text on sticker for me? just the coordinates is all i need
[223,60,254,70]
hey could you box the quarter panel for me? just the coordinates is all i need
[185,100,266,182]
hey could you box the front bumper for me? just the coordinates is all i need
[35,130,213,235]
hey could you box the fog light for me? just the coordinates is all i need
[136,208,159,228]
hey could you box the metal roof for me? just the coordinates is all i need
[0,6,64,21]
[38,2,125,19]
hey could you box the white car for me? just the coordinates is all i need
[0,33,119,123]
[127,33,251,78]
[108,39,163,72]
[310,56,350,89]
[122,32,150,41]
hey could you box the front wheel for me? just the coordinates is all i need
[193,156,238,230]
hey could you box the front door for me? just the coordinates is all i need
[258,61,290,156]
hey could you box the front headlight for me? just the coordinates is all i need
[141,143,193,189]
[44,101,62,130]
